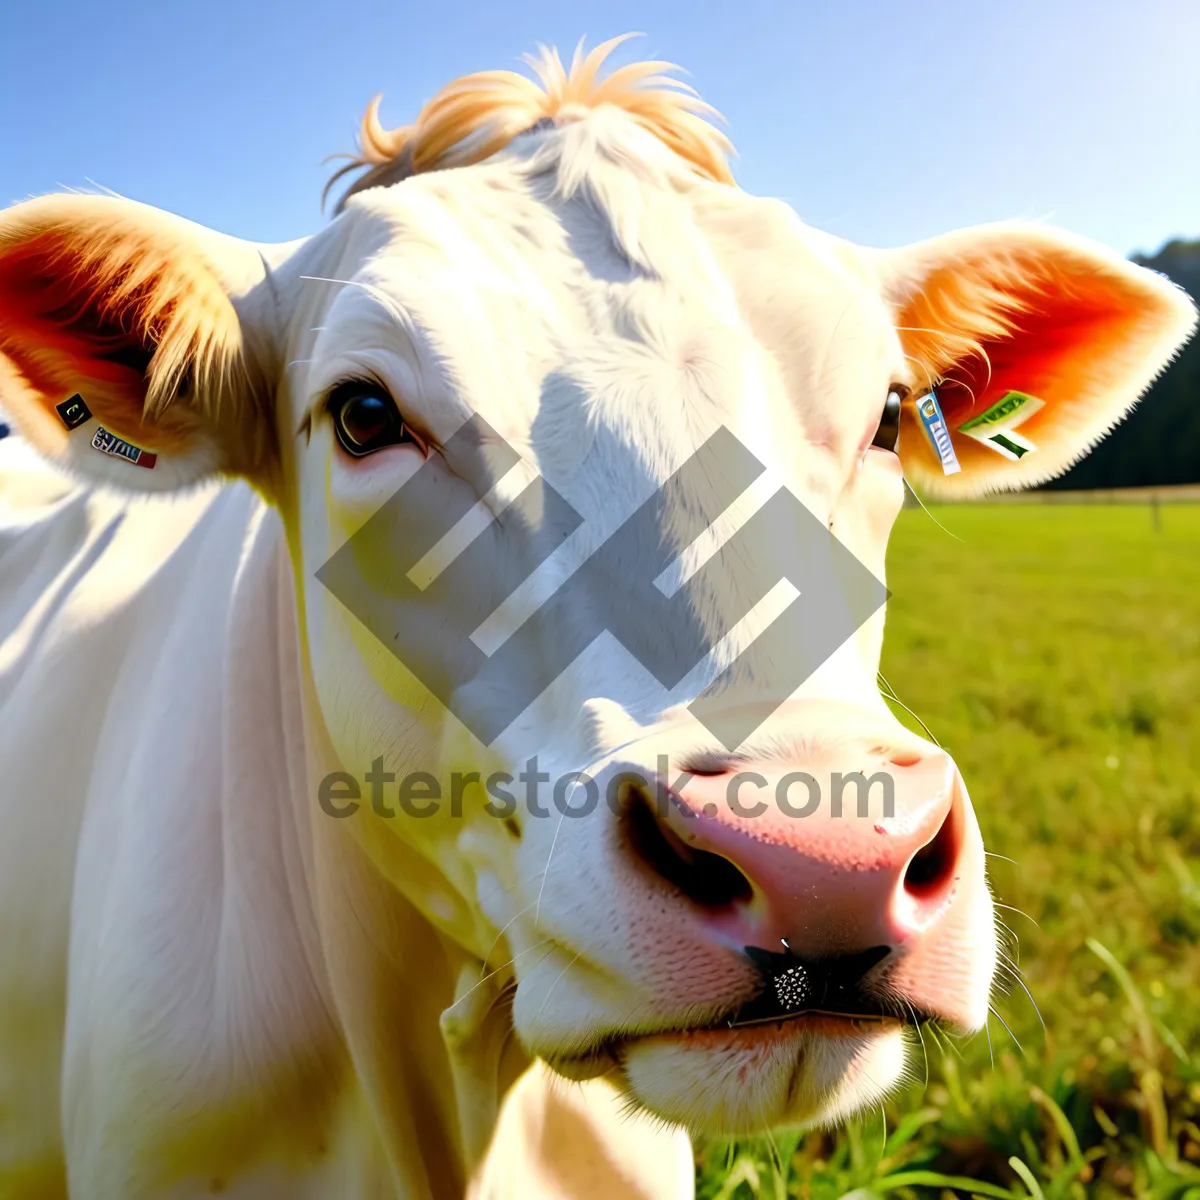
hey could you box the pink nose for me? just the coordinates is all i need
[623,745,970,962]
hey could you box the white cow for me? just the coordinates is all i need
[0,37,1194,1200]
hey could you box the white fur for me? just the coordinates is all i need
[1,107,1188,1197]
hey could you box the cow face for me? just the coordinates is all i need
[0,100,1192,1138]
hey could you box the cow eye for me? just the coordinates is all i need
[327,380,419,457]
[871,387,907,453]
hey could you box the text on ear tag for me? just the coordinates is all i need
[91,427,157,469]
[55,393,93,430]
[915,392,961,476]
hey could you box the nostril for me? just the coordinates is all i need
[903,800,961,898]
[622,784,752,909]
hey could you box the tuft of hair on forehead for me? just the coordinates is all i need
[323,34,736,214]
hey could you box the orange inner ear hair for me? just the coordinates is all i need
[933,294,1134,431]
[0,201,258,463]
[896,247,1151,477]
[0,236,192,455]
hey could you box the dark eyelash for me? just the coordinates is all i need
[324,376,389,414]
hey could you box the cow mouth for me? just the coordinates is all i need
[548,1013,907,1084]
[546,974,935,1082]
[540,938,942,1082]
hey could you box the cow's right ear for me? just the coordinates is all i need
[0,194,282,494]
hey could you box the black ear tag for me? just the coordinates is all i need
[55,393,93,430]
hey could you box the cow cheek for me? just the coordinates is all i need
[826,452,905,672]
[828,450,905,581]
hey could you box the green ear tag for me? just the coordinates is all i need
[957,390,1044,461]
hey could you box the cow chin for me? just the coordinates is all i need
[555,1020,908,1137]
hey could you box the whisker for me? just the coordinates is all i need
[756,1094,784,1180]
[995,943,1022,972]
[988,1004,1024,1055]
[530,949,584,1028]
[297,274,418,336]
[300,273,368,290]
[928,1021,966,1063]
[479,898,539,969]
[994,901,1040,928]
[877,671,941,747]
[995,957,1046,1034]
[994,918,1022,970]
[903,478,964,543]
[447,938,554,1011]
[536,775,592,924]
[907,999,930,1090]
[535,810,569,927]
[983,1012,995,1067]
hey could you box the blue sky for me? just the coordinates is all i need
[3,0,1197,258]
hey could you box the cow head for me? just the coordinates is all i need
[0,40,1193,1139]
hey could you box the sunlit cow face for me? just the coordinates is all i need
[0,102,1191,1137]
[282,138,952,1133]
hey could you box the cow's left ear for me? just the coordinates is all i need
[880,223,1197,497]
[0,194,281,494]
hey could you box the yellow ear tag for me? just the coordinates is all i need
[957,390,1044,460]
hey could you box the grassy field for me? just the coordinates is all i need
[697,502,1200,1200]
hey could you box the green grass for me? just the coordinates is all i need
[697,502,1200,1200]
